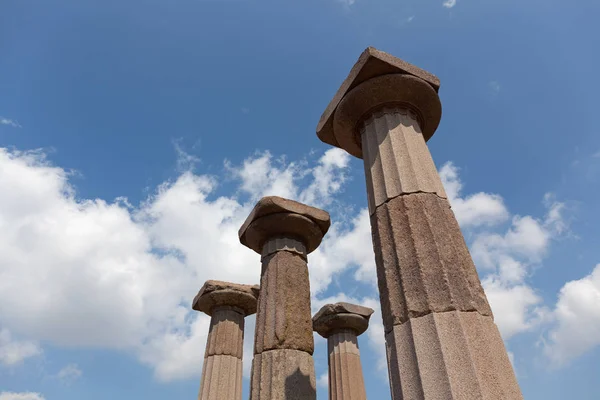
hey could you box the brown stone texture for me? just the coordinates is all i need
[262,237,306,259]
[250,349,317,400]
[204,307,245,358]
[192,280,260,317]
[331,74,442,159]
[361,108,447,214]
[386,311,522,400]
[239,196,331,254]
[313,303,371,400]
[197,307,246,400]
[328,331,366,400]
[313,302,374,338]
[317,47,440,151]
[254,250,314,354]
[193,281,258,400]
[198,355,243,400]
[371,192,493,333]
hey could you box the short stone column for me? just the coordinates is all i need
[313,302,374,400]
[315,48,522,399]
[239,196,331,400]
[192,280,259,400]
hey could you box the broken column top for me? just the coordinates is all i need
[192,280,260,316]
[316,47,442,159]
[313,302,374,338]
[239,196,331,255]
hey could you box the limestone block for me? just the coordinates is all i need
[317,47,441,156]
[370,193,493,333]
[327,331,366,400]
[198,355,243,400]
[192,280,260,317]
[385,311,522,400]
[254,251,314,354]
[313,302,374,338]
[250,349,317,400]
[204,307,244,358]
[361,108,447,214]
[239,196,331,254]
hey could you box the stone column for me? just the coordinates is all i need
[315,47,523,399]
[239,196,331,400]
[313,302,374,400]
[192,280,259,400]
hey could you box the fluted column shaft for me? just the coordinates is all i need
[199,306,244,400]
[192,280,258,400]
[361,107,522,399]
[327,329,366,400]
[250,237,316,400]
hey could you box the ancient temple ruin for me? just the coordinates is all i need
[192,48,523,399]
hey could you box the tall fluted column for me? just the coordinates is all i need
[313,302,374,400]
[239,196,331,400]
[315,47,522,399]
[192,280,259,400]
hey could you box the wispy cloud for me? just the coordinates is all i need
[489,81,501,96]
[443,0,457,8]
[57,363,82,384]
[0,117,21,128]
[0,393,44,400]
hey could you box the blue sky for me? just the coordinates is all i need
[1,0,599,399]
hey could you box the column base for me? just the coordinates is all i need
[386,311,522,400]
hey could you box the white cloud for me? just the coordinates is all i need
[57,363,82,384]
[0,393,44,400]
[0,117,21,128]
[0,329,41,366]
[317,372,329,389]
[442,162,566,341]
[489,81,501,96]
[482,278,546,339]
[544,264,600,366]
[468,204,563,339]
[443,0,456,8]
[0,144,588,383]
[440,162,509,227]
[0,146,352,382]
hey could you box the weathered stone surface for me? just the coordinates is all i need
[386,311,522,400]
[192,280,259,317]
[250,349,317,400]
[255,251,314,354]
[361,107,447,214]
[262,237,307,260]
[331,73,442,159]
[204,307,245,358]
[313,302,374,338]
[198,355,243,400]
[317,47,440,152]
[314,303,371,400]
[328,331,366,400]
[193,280,257,400]
[239,196,331,254]
[370,193,493,333]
